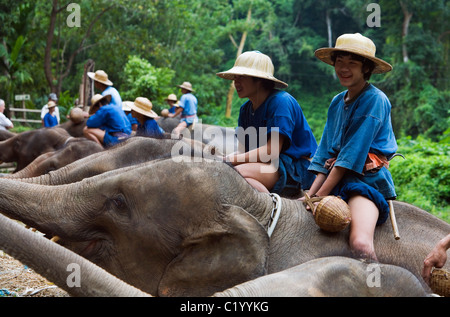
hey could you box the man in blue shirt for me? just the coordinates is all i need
[87,70,122,108]
[306,33,397,261]
[129,97,165,138]
[43,101,58,128]
[84,94,131,147]
[169,82,198,137]
[217,51,317,195]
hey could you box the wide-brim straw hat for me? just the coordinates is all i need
[87,70,113,86]
[130,97,158,118]
[177,82,195,92]
[165,93,178,102]
[216,50,288,89]
[314,33,392,74]
[89,94,111,115]
[47,101,57,109]
[122,101,134,112]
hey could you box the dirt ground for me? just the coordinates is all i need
[0,246,68,297]
[0,251,68,297]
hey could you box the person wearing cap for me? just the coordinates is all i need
[87,70,122,109]
[84,94,132,147]
[41,93,60,127]
[169,82,198,136]
[43,101,59,128]
[122,101,139,132]
[0,99,13,130]
[217,51,317,195]
[129,97,165,138]
[305,33,398,261]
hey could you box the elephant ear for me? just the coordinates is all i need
[158,204,269,297]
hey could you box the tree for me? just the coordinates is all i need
[43,0,115,96]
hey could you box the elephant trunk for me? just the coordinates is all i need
[0,213,151,297]
[0,178,93,240]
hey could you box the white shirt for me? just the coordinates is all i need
[0,112,13,130]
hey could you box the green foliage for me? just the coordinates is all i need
[390,137,449,222]
[121,55,175,113]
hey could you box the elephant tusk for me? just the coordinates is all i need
[50,236,60,243]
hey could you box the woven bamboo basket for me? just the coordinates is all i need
[430,268,450,297]
[304,193,351,232]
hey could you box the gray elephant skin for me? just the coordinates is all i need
[0,127,71,172]
[0,212,429,297]
[0,159,447,296]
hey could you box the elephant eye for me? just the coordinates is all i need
[111,195,126,210]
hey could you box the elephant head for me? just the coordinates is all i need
[0,127,71,172]
[0,159,269,296]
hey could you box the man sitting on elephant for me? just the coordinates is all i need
[83,94,132,148]
[216,51,317,195]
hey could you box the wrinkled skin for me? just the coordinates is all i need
[215,256,430,297]
[0,127,71,172]
[13,136,220,185]
[0,214,429,297]
[0,159,447,296]
[6,138,104,178]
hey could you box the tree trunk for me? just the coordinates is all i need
[400,1,413,63]
[225,6,252,118]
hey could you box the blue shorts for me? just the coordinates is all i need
[272,153,316,196]
[181,115,198,127]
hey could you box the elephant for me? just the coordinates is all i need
[5,137,104,178]
[0,129,15,141]
[0,159,447,296]
[0,127,71,172]
[0,212,429,297]
[58,117,88,137]
[11,136,220,185]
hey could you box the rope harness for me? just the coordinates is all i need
[267,193,282,238]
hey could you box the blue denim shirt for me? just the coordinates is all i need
[136,118,165,138]
[309,84,398,199]
[102,86,122,109]
[86,104,132,135]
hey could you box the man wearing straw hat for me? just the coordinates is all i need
[129,97,165,138]
[87,70,122,109]
[217,51,317,195]
[83,94,131,147]
[43,101,58,128]
[41,93,60,127]
[305,33,398,261]
[169,82,198,136]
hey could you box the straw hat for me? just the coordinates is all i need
[87,70,113,86]
[165,94,178,102]
[122,101,134,112]
[314,33,392,74]
[129,97,158,118]
[178,82,194,92]
[47,101,57,109]
[89,94,111,115]
[216,51,288,89]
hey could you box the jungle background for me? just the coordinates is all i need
[0,0,448,221]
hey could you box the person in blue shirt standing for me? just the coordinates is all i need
[169,82,198,137]
[43,101,59,128]
[305,33,397,261]
[87,70,122,109]
[129,97,165,138]
[216,51,317,195]
[84,94,131,147]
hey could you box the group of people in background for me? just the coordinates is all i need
[0,32,447,289]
